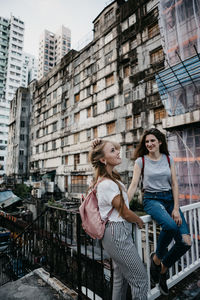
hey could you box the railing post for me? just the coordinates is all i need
[76,213,82,299]
[49,210,54,277]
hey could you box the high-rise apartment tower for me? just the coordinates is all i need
[38,25,71,79]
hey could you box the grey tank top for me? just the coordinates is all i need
[135,154,174,193]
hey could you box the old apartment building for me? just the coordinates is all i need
[20,0,166,200]
[8,0,193,201]
[6,82,35,177]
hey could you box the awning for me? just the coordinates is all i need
[0,191,21,208]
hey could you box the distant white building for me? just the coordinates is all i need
[0,16,24,101]
[38,25,71,80]
[21,52,38,87]
[0,14,37,179]
[0,15,25,179]
[0,101,9,178]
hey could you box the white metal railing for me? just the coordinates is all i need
[134,202,200,300]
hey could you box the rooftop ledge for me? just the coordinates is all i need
[162,109,200,129]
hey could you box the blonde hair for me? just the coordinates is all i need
[89,140,125,215]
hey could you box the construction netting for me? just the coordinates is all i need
[159,0,200,65]
[167,127,200,206]
[157,0,200,205]
[156,0,200,116]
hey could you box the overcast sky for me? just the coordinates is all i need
[1,0,109,58]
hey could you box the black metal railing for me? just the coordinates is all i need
[0,205,112,299]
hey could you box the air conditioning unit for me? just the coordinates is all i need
[47,182,54,193]
[35,189,41,198]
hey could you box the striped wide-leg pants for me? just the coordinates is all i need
[102,221,148,300]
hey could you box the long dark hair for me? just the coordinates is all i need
[133,128,169,160]
[89,140,125,215]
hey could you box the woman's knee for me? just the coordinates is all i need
[182,234,192,247]
[164,221,178,234]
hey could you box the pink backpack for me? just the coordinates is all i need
[79,180,114,239]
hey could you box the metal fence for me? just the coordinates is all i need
[0,206,112,299]
[0,202,200,299]
[134,202,200,300]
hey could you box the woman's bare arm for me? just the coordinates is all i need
[127,162,142,202]
[112,195,144,229]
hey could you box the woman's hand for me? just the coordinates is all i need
[136,217,144,229]
[172,209,182,226]
[91,139,102,148]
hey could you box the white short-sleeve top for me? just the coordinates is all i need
[96,179,129,222]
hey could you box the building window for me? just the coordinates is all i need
[19,162,23,170]
[154,107,166,123]
[61,136,68,147]
[87,129,91,140]
[20,134,25,141]
[106,73,114,87]
[74,153,80,166]
[148,23,160,39]
[126,116,133,130]
[105,51,113,65]
[93,83,97,93]
[52,140,56,150]
[150,48,164,64]
[86,86,90,97]
[126,145,133,159]
[47,94,51,102]
[65,117,69,127]
[106,121,115,135]
[74,92,80,102]
[123,66,130,78]
[124,91,131,104]
[74,112,80,123]
[71,175,87,193]
[53,90,57,99]
[94,21,99,32]
[20,120,25,127]
[62,155,68,165]
[93,104,97,116]
[93,127,98,138]
[74,74,80,85]
[106,97,114,111]
[0,156,4,161]
[36,145,39,153]
[74,132,80,143]
[52,122,57,132]
[53,105,57,114]
[87,107,92,118]
[104,31,113,44]
[122,42,129,54]
[104,8,114,24]
[134,114,141,127]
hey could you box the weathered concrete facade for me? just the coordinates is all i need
[6,0,174,200]
[7,83,35,179]
[25,0,168,200]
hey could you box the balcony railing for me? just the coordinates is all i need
[0,202,200,299]
[135,202,200,299]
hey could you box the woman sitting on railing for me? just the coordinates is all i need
[90,139,148,300]
[128,128,191,296]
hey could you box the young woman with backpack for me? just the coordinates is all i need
[128,128,191,296]
[89,139,148,300]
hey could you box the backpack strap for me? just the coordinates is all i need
[95,177,115,221]
[105,207,115,222]
[141,156,145,178]
[166,154,170,167]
